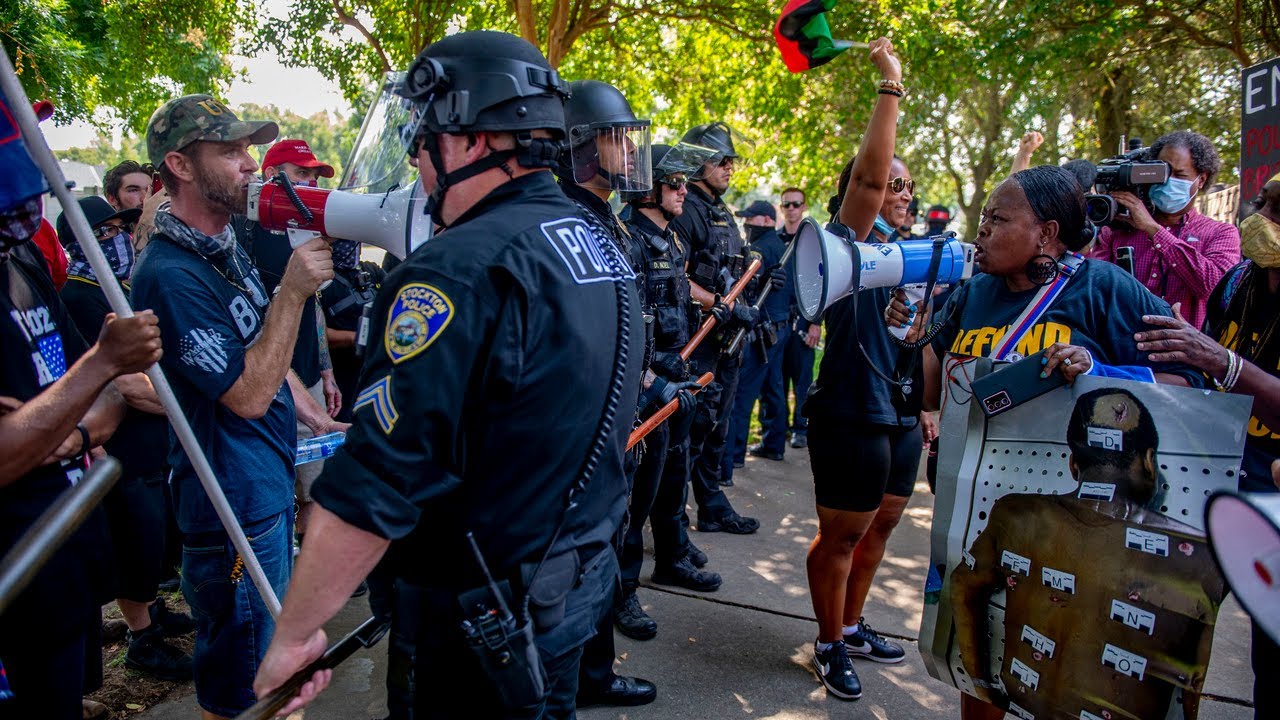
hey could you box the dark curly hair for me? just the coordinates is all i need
[1149,130,1222,186]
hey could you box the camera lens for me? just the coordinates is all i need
[1084,195,1115,226]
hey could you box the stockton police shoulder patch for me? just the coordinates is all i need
[384,282,454,364]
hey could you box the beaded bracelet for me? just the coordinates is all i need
[879,79,906,95]
[878,88,904,97]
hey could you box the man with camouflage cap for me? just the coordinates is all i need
[130,94,341,720]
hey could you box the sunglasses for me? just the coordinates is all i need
[780,201,805,209]
[889,177,915,195]
[717,157,735,168]
[93,223,132,240]
[659,178,689,189]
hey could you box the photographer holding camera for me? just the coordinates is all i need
[1088,130,1240,331]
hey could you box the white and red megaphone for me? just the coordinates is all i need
[246,179,432,260]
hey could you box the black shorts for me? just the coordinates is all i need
[103,471,169,602]
[808,419,922,512]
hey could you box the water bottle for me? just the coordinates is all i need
[295,431,346,466]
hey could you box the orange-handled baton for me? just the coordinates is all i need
[679,258,762,361]
[627,372,715,451]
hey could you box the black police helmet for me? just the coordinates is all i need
[680,122,738,161]
[565,80,645,146]
[399,31,569,137]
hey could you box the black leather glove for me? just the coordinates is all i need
[665,379,702,418]
[640,377,701,419]
[731,302,760,328]
[650,351,689,381]
[709,297,732,325]
[766,265,787,291]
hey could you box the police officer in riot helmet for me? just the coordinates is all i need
[253,31,644,719]
[668,121,761,537]
[556,78,659,709]
[615,143,724,642]
[557,79,652,256]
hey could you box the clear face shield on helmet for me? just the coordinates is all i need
[655,143,719,185]
[340,72,421,193]
[569,123,652,192]
[686,122,754,181]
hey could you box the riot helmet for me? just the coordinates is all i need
[562,80,652,192]
[627,142,717,220]
[395,31,570,225]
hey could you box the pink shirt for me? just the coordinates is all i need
[1088,208,1240,331]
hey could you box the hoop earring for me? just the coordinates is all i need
[1026,254,1059,286]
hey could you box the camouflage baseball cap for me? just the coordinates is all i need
[145,94,279,166]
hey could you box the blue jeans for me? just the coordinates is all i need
[182,510,293,717]
[724,326,791,482]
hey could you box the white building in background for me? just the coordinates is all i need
[41,160,104,224]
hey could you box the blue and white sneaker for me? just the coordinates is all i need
[844,618,906,663]
[813,640,862,700]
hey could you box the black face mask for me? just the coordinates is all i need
[746,224,769,242]
[0,198,43,260]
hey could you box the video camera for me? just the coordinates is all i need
[1084,148,1171,227]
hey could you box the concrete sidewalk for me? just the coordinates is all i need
[140,447,1257,719]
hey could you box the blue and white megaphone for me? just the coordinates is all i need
[793,216,975,336]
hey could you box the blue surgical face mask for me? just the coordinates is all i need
[873,215,894,239]
[1150,176,1198,214]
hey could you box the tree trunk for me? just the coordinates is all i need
[1095,65,1134,158]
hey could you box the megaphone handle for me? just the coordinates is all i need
[889,285,928,341]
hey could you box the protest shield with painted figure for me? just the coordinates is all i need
[921,360,1249,719]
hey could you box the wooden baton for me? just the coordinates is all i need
[627,372,715,451]
[679,257,762,361]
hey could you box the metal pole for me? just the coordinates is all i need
[0,457,122,617]
[0,44,282,616]
[726,240,797,357]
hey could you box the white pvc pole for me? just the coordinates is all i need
[0,44,282,617]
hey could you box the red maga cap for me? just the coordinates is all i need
[261,138,334,178]
[32,100,54,122]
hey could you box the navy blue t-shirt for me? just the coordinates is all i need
[131,234,296,534]
[804,286,922,427]
[933,259,1204,388]
[748,228,790,324]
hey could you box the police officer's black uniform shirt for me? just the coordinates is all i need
[310,171,644,589]
[243,220,323,386]
[0,251,106,646]
[625,211,695,352]
[60,278,168,476]
[560,181,642,300]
